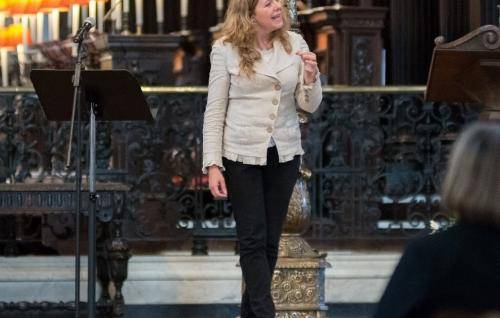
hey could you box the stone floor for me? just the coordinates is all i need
[0,252,396,318]
[0,303,376,318]
[124,303,376,318]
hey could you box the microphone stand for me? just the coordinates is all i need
[87,98,98,318]
[66,38,85,318]
[66,33,98,318]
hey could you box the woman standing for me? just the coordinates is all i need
[202,0,322,317]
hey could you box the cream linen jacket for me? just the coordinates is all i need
[202,31,322,173]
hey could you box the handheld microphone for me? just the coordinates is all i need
[73,17,96,43]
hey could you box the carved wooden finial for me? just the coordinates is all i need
[434,36,446,46]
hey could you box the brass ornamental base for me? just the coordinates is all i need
[273,169,331,318]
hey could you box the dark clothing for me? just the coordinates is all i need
[373,222,500,318]
[223,146,300,318]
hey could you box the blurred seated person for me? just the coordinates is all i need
[173,42,206,86]
[373,122,500,318]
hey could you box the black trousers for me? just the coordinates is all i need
[223,146,300,318]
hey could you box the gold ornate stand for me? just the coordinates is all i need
[259,3,330,316]
[273,168,330,318]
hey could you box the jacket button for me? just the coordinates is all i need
[272,98,279,105]
[269,113,276,120]
[266,127,273,133]
[274,84,281,91]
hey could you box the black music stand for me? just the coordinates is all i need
[30,69,152,317]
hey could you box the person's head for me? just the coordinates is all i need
[219,0,292,76]
[253,0,285,34]
[441,122,500,228]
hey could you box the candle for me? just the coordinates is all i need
[29,15,37,45]
[67,3,72,30]
[115,0,122,30]
[1,48,8,87]
[180,0,188,17]
[110,0,117,25]
[155,0,163,23]
[51,9,60,41]
[123,0,129,13]
[216,0,223,11]
[21,16,28,46]
[36,12,44,43]
[97,1,105,31]
[17,42,26,83]
[82,5,88,20]
[72,5,80,36]
[89,0,97,19]
[0,13,5,28]
[135,0,143,26]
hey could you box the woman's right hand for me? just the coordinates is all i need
[208,165,227,199]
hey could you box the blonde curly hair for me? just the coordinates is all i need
[218,0,292,77]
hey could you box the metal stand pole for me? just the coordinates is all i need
[67,40,84,318]
[88,101,98,318]
[66,38,98,318]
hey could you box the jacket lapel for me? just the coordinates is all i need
[253,59,279,80]
[254,39,295,82]
[273,40,296,73]
[225,39,296,82]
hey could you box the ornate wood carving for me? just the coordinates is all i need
[299,4,387,85]
[427,25,500,120]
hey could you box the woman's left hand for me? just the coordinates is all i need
[297,51,319,85]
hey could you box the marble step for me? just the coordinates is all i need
[0,251,400,304]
